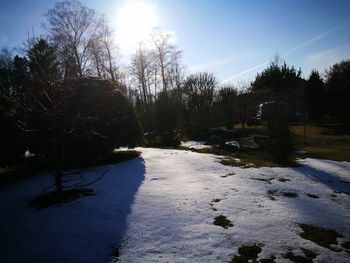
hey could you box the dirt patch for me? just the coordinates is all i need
[300,248,317,259]
[299,224,343,251]
[30,188,95,208]
[341,241,350,249]
[283,250,313,263]
[278,178,291,182]
[307,193,320,199]
[221,173,236,178]
[266,189,277,201]
[231,244,262,263]
[213,215,233,229]
[251,177,274,184]
[210,205,218,211]
[282,192,298,198]
[209,199,221,211]
[259,256,276,263]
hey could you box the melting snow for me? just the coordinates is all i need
[180,141,211,149]
[1,148,349,262]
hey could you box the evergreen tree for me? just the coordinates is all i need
[325,60,350,121]
[305,70,324,125]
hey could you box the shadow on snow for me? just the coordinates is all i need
[0,157,146,263]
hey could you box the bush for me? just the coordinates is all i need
[154,91,179,134]
[64,79,143,165]
[266,107,294,162]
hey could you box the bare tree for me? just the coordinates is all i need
[87,16,118,82]
[183,72,216,131]
[167,53,185,101]
[129,43,152,108]
[44,0,100,78]
[151,30,181,92]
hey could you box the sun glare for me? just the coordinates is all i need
[117,1,157,50]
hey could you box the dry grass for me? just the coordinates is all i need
[291,124,350,162]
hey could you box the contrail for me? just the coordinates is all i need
[219,23,349,85]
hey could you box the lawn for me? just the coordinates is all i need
[233,123,350,162]
[291,124,350,162]
[0,148,349,262]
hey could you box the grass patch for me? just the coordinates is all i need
[213,215,233,229]
[291,124,350,162]
[259,256,276,263]
[102,150,141,165]
[307,193,320,199]
[0,163,47,185]
[299,224,343,251]
[282,192,298,198]
[189,144,297,168]
[0,150,140,185]
[300,248,317,259]
[341,241,350,250]
[231,244,262,263]
[195,124,350,163]
[283,251,313,263]
[30,188,95,208]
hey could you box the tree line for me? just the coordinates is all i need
[1,0,350,167]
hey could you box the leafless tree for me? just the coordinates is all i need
[44,0,100,78]
[87,16,118,82]
[129,43,152,108]
[151,30,182,92]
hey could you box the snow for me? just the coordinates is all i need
[1,148,350,262]
[180,141,211,149]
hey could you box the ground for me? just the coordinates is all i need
[0,148,349,262]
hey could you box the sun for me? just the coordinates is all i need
[117,1,157,50]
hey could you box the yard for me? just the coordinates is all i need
[0,147,349,262]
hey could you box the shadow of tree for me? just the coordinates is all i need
[294,161,350,194]
[0,157,146,262]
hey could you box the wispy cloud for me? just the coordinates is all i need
[305,44,350,67]
[219,23,349,85]
[190,52,254,72]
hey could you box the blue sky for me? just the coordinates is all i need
[1,0,349,85]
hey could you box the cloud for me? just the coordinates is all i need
[305,44,350,67]
[281,23,348,58]
[189,52,254,72]
[219,23,349,85]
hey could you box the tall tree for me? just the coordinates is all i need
[183,72,216,131]
[151,30,181,92]
[87,16,118,81]
[251,59,303,103]
[325,59,350,121]
[45,0,100,78]
[305,70,325,125]
[213,85,237,129]
[130,43,152,109]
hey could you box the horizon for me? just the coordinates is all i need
[1,0,350,85]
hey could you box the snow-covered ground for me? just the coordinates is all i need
[1,148,350,262]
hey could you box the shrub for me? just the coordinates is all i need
[266,106,294,162]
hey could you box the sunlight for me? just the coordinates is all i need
[116,1,157,50]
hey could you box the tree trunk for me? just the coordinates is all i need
[55,172,63,193]
[303,113,308,145]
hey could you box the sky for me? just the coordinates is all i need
[0,0,349,85]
